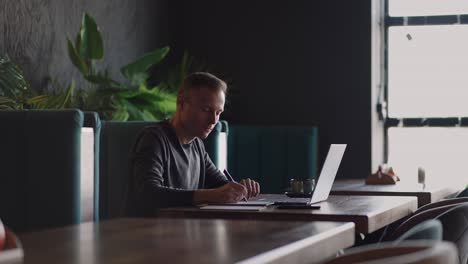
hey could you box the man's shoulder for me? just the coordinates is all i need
[132,121,174,153]
[134,121,175,145]
[140,120,171,135]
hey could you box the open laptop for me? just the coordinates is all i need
[243,144,347,207]
[200,144,346,210]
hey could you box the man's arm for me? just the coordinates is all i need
[203,151,229,188]
[193,182,248,204]
[202,150,260,199]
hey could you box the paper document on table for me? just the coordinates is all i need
[199,205,266,211]
[203,201,274,206]
[228,201,274,206]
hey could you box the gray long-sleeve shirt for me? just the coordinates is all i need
[125,120,228,216]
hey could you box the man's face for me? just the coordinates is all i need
[179,86,225,139]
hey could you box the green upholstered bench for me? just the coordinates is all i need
[0,109,97,232]
[99,120,228,219]
[227,125,318,194]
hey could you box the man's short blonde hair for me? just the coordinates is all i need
[179,72,227,96]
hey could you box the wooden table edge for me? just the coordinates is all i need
[237,222,355,264]
[330,190,431,207]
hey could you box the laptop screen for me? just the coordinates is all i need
[310,144,347,204]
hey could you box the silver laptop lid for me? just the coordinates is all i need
[310,144,347,204]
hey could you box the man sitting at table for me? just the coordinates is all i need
[125,72,260,216]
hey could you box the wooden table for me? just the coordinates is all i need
[331,179,460,207]
[19,218,354,264]
[159,194,417,234]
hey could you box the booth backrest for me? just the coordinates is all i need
[99,120,227,219]
[99,121,151,219]
[0,110,84,232]
[227,125,318,194]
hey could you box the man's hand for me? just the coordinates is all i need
[193,182,247,204]
[239,178,260,199]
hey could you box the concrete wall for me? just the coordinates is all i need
[1,0,169,89]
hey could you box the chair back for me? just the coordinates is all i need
[457,188,468,198]
[389,204,460,241]
[395,219,442,243]
[322,241,458,264]
[437,203,468,264]
[414,198,468,215]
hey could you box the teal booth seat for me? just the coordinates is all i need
[99,120,228,219]
[0,109,85,232]
[227,125,318,194]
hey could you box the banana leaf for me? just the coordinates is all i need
[79,13,103,60]
[67,37,88,75]
[85,73,120,88]
[121,47,169,85]
[111,107,130,121]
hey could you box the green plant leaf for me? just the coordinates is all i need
[111,107,130,121]
[85,73,120,87]
[30,81,75,109]
[94,87,139,99]
[0,96,17,110]
[0,55,29,99]
[120,46,170,84]
[67,37,88,74]
[75,33,82,54]
[141,110,158,120]
[26,95,49,105]
[116,89,143,99]
[0,96,15,103]
[58,81,75,108]
[79,13,104,60]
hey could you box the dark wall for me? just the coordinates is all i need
[1,0,372,178]
[1,0,169,90]
[168,0,372,178]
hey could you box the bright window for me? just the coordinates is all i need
[389,0,468,17]
[388,25,468,118]
[384,1,468,186]
[388,127,468,187]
